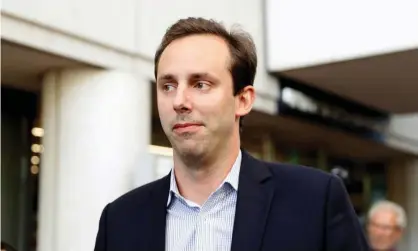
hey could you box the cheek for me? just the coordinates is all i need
[157,101,172,124]
[392,231,401,240]
[199,94,234,113]
[199,97,236,126]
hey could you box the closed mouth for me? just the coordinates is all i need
[172,123,202,130]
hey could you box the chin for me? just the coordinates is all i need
[169,131,201,148]
[180,142,204,155]
[371,242,389,251]
[174,140,205,157]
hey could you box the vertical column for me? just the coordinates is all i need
[261,134,275,162]
[316,149,328,171]
[387,158,418,251]
[406,159,418,251]
[37,68,152,251]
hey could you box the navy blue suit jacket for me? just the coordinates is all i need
[94,150,370,251]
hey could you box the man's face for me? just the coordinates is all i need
[367,209,403,250]
[156,34,251,159]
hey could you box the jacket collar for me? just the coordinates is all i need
[231,150,274,251]
[147,150,274,251]
[166,150,242,207]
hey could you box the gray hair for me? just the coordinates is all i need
[368,200,407,229]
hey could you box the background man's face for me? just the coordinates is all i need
[367,209,403,250]
[156,34,238,158]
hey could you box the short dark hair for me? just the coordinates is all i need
[154,17,258,131]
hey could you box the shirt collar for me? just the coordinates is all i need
[167,150,242,206]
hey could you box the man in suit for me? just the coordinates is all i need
[94,17,370,251]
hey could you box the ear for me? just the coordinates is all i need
[235,85,255,117]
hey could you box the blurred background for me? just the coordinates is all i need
[1,0,417,250]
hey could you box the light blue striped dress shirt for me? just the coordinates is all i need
[165,151,242,251]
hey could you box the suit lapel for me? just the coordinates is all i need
[231,151,275,251]
[146,174,171,251]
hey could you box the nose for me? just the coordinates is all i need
[173,85,191,113]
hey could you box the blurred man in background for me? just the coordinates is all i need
[367,200,407,251]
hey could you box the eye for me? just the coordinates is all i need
[163,84,176,92]
[195,81,210,91]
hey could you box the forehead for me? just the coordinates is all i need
[371,209,397,224]
[157,34,231,77]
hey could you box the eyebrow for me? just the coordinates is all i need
[190,72,214,80]
[157,74,175,83]
[157,72,217,82]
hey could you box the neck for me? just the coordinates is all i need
[173,136,240,206]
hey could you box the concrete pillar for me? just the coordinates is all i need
[261,134,275,161]
[387,157,418,251]
[37,68,152,251]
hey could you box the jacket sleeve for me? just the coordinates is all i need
[94,204,109,251]
[325,175,371,251]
